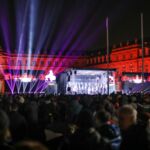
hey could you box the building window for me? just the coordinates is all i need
[122,65,126,72]
[115,55,118,61]
[54,61,58,66]
[145,48,149,56]
[31,61,36,66]
[138,49,142,57]
[17,60,22,66]
[86,59,89,65]
[146,69,148,72]
[99,57,102,63]
[61,61,66,66]
[95,57,97,64]
[47,61,51,66]
[11,60,14,65]
[122,55,126,60]
[130,54,133,59]
[90,58,93,64]
[40,61,44,65]
[102,56,104,63]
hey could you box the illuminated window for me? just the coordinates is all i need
[11,60,14,65]
[61,61,66,66]
[17,60,22,66]
[31,61,36,66]
[25,60,28,66]
[54,61,58,66]
[47,61,51,66]
[145,48,149,56]
[94,57,97,64]
[115,55,118,61]
[138,49,142,57]
[122,55,126,60]
[40,61,44,65]
[102,56,104,62]
[130,54,133,59]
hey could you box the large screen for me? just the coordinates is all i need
[65,69,116,95]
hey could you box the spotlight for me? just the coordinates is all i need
[45,70,56,82]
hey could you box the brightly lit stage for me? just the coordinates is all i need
[4,68,116,95]
[4,69,57,94]
[122,72,150,94]
[57,69,116,95]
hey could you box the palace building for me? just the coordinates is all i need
[0,39,150,93]
[85,39,150,92]
[86,39,150,73]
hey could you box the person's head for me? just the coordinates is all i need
[119,105,137,130]
[143,95,150,104]
[95,110,111,126]
[15,141,48,150]
[77,109,95,129]
[10,103,19,112]
[0,109,10,142]
[18,96,25,104]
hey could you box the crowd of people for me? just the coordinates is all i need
[0,92,150,150]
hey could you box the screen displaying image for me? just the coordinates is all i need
[65,69,116,95]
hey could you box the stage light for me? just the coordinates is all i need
[20,77,32,83]
[45,70,56,81]
[19,73,32,83]
[133,75,143,84]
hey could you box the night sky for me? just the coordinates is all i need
[0,0,150,54]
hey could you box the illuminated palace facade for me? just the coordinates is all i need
[0,39,150,93]
[0,47,86,93]
[86,40,150,74]
[85,40,150,91]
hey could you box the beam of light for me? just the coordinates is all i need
[6,68,15,94]
[15,0,28,53]
[0,64,13,94]
[43,0,64,51]
[29,80,37,93]
[16,80,21,94]
[0,4,10,52]
[27,0,39,70]
[34,80,45,93]
[31,57,45,83]
[69,1,128,52]
[35,1,58,53]
[38,81,49,93]
[34,76,54,93]
[19,73,32,93]
[38,70,56,93]
[12,79,16,94]
[27,0,41,83]
[69,13,102,52]
[32,0,64,81]
[28,70,42,92]
[23,82,28,93]
[40,82,49,93]
[50,2,97,73]
[15,0,29,79]
[0,2,15,93]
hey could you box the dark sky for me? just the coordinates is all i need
[0,0,150,54]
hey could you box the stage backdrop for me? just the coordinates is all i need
[57,69,116,95]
